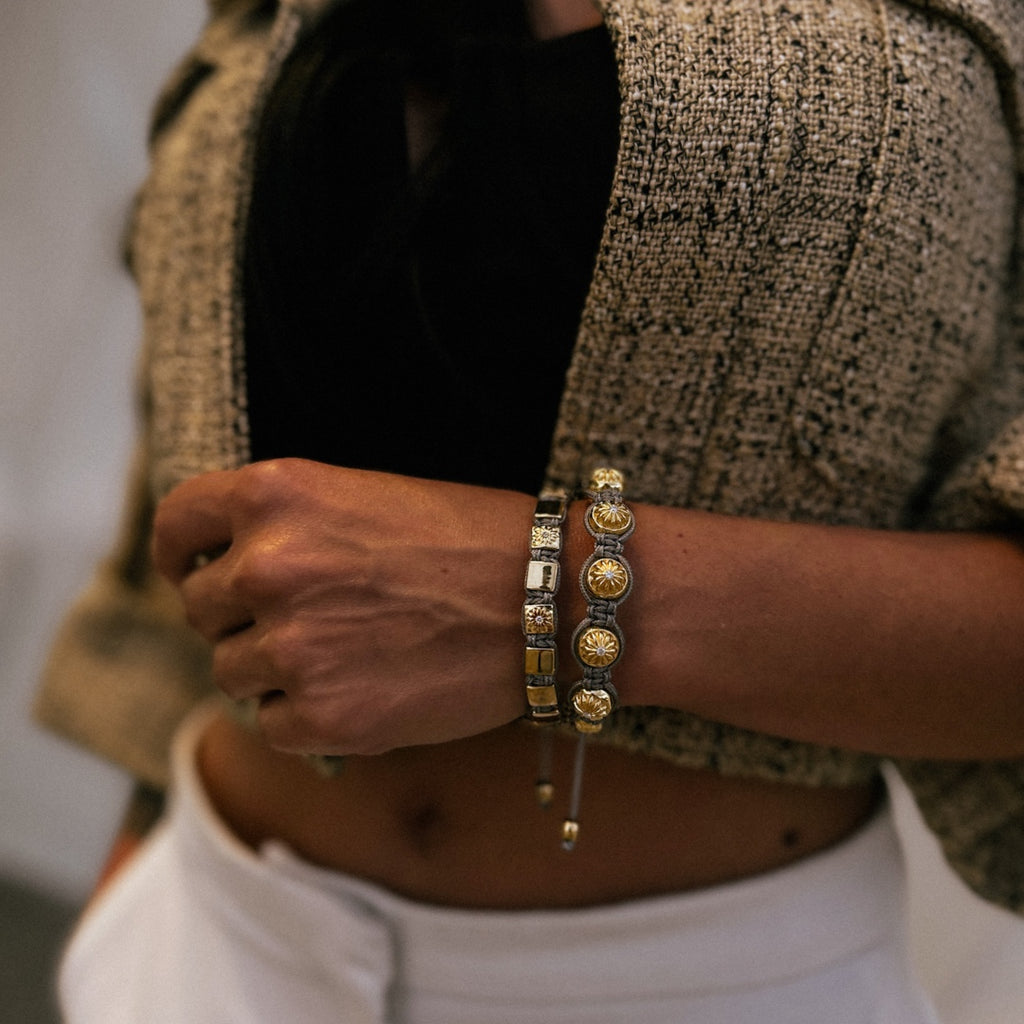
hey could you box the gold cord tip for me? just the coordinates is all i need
[561,819,580,851]
[535,781,555,808]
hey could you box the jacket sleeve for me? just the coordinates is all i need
[33,426,214,791]
[29,0,269,789]
[890,0,1024,914]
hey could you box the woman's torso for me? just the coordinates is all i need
[199,0,880,908]
[135,0,1016,907]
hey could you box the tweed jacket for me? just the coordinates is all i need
[37,0,1024,910]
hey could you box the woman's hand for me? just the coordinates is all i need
[152,459,533,756]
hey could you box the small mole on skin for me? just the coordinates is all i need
[402,802,446,856]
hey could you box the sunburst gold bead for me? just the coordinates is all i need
[530,525,562,551]
[576,627,620,668]
[587,501,634,536]
[523,604,556,634]
[585,558,630,600]
[590,468,624,491]
[572,687,615,722]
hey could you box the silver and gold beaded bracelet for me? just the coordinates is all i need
[522,489,570,806]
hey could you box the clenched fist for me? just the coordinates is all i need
[152,459,535,755]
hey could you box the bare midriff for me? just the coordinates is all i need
[197,708,881,910]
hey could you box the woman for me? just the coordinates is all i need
[39,0,1024,1019]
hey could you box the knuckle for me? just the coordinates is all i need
[264,700,332,755]
[329,702,390,757]
[287,702,329,749]
[235,458,310,513]
[258,622,308,682]
[232,466,277,517]
[210,649,244,698]
[283,691,388,758]
[229,544,285,603]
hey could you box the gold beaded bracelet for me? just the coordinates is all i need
[562,467,635,849]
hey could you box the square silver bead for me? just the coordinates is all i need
[535,495,568,521]
[525,560,559,592]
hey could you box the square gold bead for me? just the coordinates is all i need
[525,560,559,592]
[535,495,568,520]
[525,647,556,676]
[526,684,559,707]
[529,708,561,724]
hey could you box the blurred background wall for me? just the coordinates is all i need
[1,0,203,901]
[1,1,1022,1022]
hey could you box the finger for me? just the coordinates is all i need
[210,628,281,703]
[151,470,242,585]
[255,695,347,757]
[178,558,255,642]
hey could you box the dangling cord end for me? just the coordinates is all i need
[561,734,588,851]
[535,729,555,809]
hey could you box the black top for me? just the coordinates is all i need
[244,22,619,495]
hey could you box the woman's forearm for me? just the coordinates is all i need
[599,504,1024,760]
[154,461,1024,761]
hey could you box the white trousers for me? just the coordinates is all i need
[60,711,940,1024]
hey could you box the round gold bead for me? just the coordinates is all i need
[590,468,624,491]
[572,687,615,722]
[585,558,630,600]
[576,627,620,668]
[587,501,634,535]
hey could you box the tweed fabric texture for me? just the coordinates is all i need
[36,0,1024,909]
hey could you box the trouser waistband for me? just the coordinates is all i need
[170,705,910,1002]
